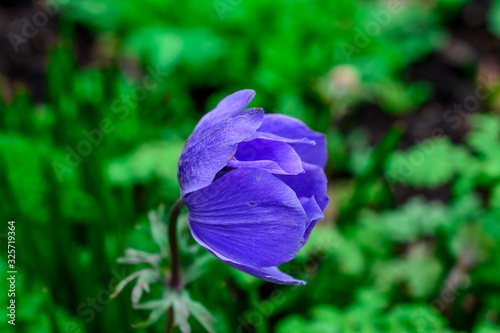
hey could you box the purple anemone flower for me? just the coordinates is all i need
[177,89,328,285]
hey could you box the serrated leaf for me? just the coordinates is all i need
[373,245,442,298]
[173,293,191,333]
[110,268,156,300]
[386,137,467,187]
[117,248,162,266]
[360,197,448,242]
[131,270,159,307]
[148,208,169,251]
[132,295,173,328]
[183,292,216,333]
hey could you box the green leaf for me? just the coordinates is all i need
[106,140,183,186]
[148,207,169,251]
[132,292,174,328]
[386,137,467,187]
[360,197,448,242]
[372,245,442,298]
[183,292,216,333]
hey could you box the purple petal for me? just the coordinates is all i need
[185,168,307,268]
[276,162,329,212]
[276,162,329,246]
[257,114,327,168]
[244,131,316,145]
[300,196,324,228]
[190,226,306,285]
[194,89,256,132]
[299,196,324,245]
[178,107,264,196]
[226,139,304,175]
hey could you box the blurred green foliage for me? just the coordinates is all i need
[1,0,500,332]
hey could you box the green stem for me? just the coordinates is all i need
[168,197,185,289]
[164,197,185,333]
[164,307,174,333]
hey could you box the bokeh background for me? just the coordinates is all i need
[1,0,500,332]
